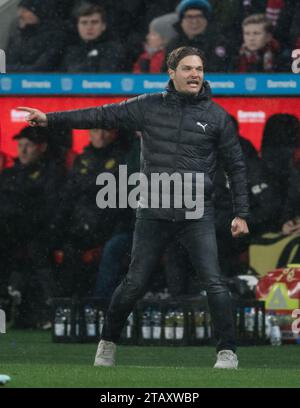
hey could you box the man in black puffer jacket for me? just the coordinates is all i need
[19,46,249,369]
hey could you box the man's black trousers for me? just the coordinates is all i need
[101,217,236,352]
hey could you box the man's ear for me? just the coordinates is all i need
[168,68,175,80]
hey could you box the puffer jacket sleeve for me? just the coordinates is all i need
[46,95,145,130]
[217,114,249,220]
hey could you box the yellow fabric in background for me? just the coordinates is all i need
[249,232,300,276]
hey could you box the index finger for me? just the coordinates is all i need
[16,107,36,113]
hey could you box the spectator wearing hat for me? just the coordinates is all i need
[5,0,66,72]
[164,0,233,72]
[0,126,65,327]
[133,16,178,73]
[60,3,125,73]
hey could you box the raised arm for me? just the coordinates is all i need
[18,96,145,131]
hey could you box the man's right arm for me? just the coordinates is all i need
[18,96,145,130]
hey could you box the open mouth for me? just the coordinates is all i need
[187,80,200,87]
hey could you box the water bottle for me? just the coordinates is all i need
[126,312,134,339]
[265,313,272,339]
[64,307,71,336]
[151,309,162,339]
[141,307,152,339]
[270,316,282,346]
[75,310,80,337]
[54,307,65,336]
[84,306,96,337]
[244,307,255,337]
[258,309,264,338]
[98,310,105,335]
[194,310,205,339]
[164,309,175,340]
[206,313,212,338]
[175,308,184,339]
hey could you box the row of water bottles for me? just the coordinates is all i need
[237,307,264,338]
[141,307,184,340]
[237,307,282,345]
[54,306,134,339]
[83,306,134,338]
[141,307,212,341]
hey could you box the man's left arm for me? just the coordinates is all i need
[218,115,250,237]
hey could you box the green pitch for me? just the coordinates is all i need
[1,330,300,388]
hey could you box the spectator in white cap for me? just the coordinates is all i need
[133,14,178,73]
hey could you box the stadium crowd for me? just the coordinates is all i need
[4,0,300,73]
[0,0,300,328]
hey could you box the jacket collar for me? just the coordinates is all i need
[165,79,212,103]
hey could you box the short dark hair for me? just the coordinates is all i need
[74,3,106,23]
[167,46,205,70]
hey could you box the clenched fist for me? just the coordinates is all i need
[231,217,249,238]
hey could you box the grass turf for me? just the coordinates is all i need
[1,330,300,388]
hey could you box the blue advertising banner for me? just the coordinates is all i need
[0,73,299,95]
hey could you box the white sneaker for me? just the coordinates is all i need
[94,340,116,367]
[213,350,238,369]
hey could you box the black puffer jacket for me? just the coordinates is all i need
[47,80,249,221]
[6,22,66,72]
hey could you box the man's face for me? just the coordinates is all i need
[146,30,165,49]
[181,9,208,39]
[18,7,39,29]
[78,13,106,41]
[243,23,271,51]
[18,139,47,165]
[168,55,204,95]
[89,129,117,149]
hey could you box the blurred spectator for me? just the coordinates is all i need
[60,3,125,72]
[0,127,65,327]
[52,128,131,296]
[281,162,300,236]
[0,151,13,173]
[133,17,175,73]
[274,0,300,49]
[236,14,280,72]
[6,0,66,72]
[164,0,233,72]
[212,115,291,275]
[93,133,140,304]
[44,127,77,171]
[289,0,300,49]
[114,0,180,70]
[266,0,285,27]
[209,0,266,50]
[261,114,300,231]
